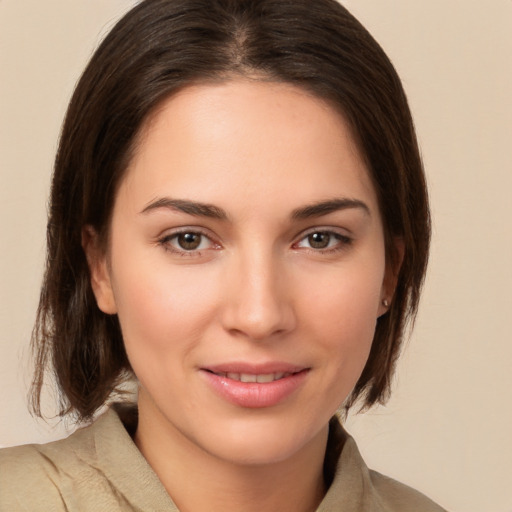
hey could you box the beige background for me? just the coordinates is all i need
[1,1,511,511]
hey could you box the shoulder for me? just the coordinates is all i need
[367,469,447,512]
[0,438,81,511]
[0,409,123,511]
[0,406,176,512]
[321,419,448,512]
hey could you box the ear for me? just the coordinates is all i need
[81,226,117,314]
[378,237,404,316]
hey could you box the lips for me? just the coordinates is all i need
[210,371,291,383]
[201,363,309,408]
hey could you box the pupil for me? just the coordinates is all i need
[309,232,330,249]
[178,233,201,250]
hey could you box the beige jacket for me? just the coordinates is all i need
[0,407,447,511]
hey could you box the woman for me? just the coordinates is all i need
[0,0,445,510]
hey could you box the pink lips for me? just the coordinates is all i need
[201,363,309,408]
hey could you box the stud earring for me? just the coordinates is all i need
[382,298,390,308]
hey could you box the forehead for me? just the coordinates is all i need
[118,79,378,217]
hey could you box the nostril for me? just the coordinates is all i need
[220,260,297,339]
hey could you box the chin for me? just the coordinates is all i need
[191,414,328,467]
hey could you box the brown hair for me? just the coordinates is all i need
[31,0,430,421]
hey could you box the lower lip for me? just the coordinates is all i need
[201,370,309,408]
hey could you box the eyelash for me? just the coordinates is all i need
[293,229,353,254]
[157,228,219,257]
[157,228,352,257]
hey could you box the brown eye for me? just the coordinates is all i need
[159,230,219,256]
[307,232,331,249]
[295,230,352,252]
[177,232,202,250]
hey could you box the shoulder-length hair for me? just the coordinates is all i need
[31,0,430,421]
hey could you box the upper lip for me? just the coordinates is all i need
[202,362,308,375]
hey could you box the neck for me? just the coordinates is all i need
[134,396,328,512]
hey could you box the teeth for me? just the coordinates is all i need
[218,372,291,383]
[256,373,274,383]
[240,373,257,383]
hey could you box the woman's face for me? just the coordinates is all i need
[88,80,391,465]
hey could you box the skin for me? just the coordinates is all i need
[85,80,394,512]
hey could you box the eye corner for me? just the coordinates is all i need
[157,228,222,258]
[293,228,353,254]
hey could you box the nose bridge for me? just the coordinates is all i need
[222,242,295,340]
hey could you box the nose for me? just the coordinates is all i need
[220,249,296,341]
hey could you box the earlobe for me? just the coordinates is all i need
[379,237,405,316]
[81,226,117,315]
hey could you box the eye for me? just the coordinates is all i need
[174,232,205,251]
[159,230,218,254]
[295,230,351,251]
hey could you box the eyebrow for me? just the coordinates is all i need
[140,196,370,221]
[141,198,228,220]
[291,198,371,219]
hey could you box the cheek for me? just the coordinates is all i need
[302,261,383,340]
[313,291,377,375]
[299,259,384,387]
[109,255,221,373]
[309,296,377,408]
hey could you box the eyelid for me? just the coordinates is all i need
[157,226,222,255]
[295,225,352,240]
[292,226,353,252]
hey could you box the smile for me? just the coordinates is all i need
[202,367,309,408]
[210,371,292,383]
